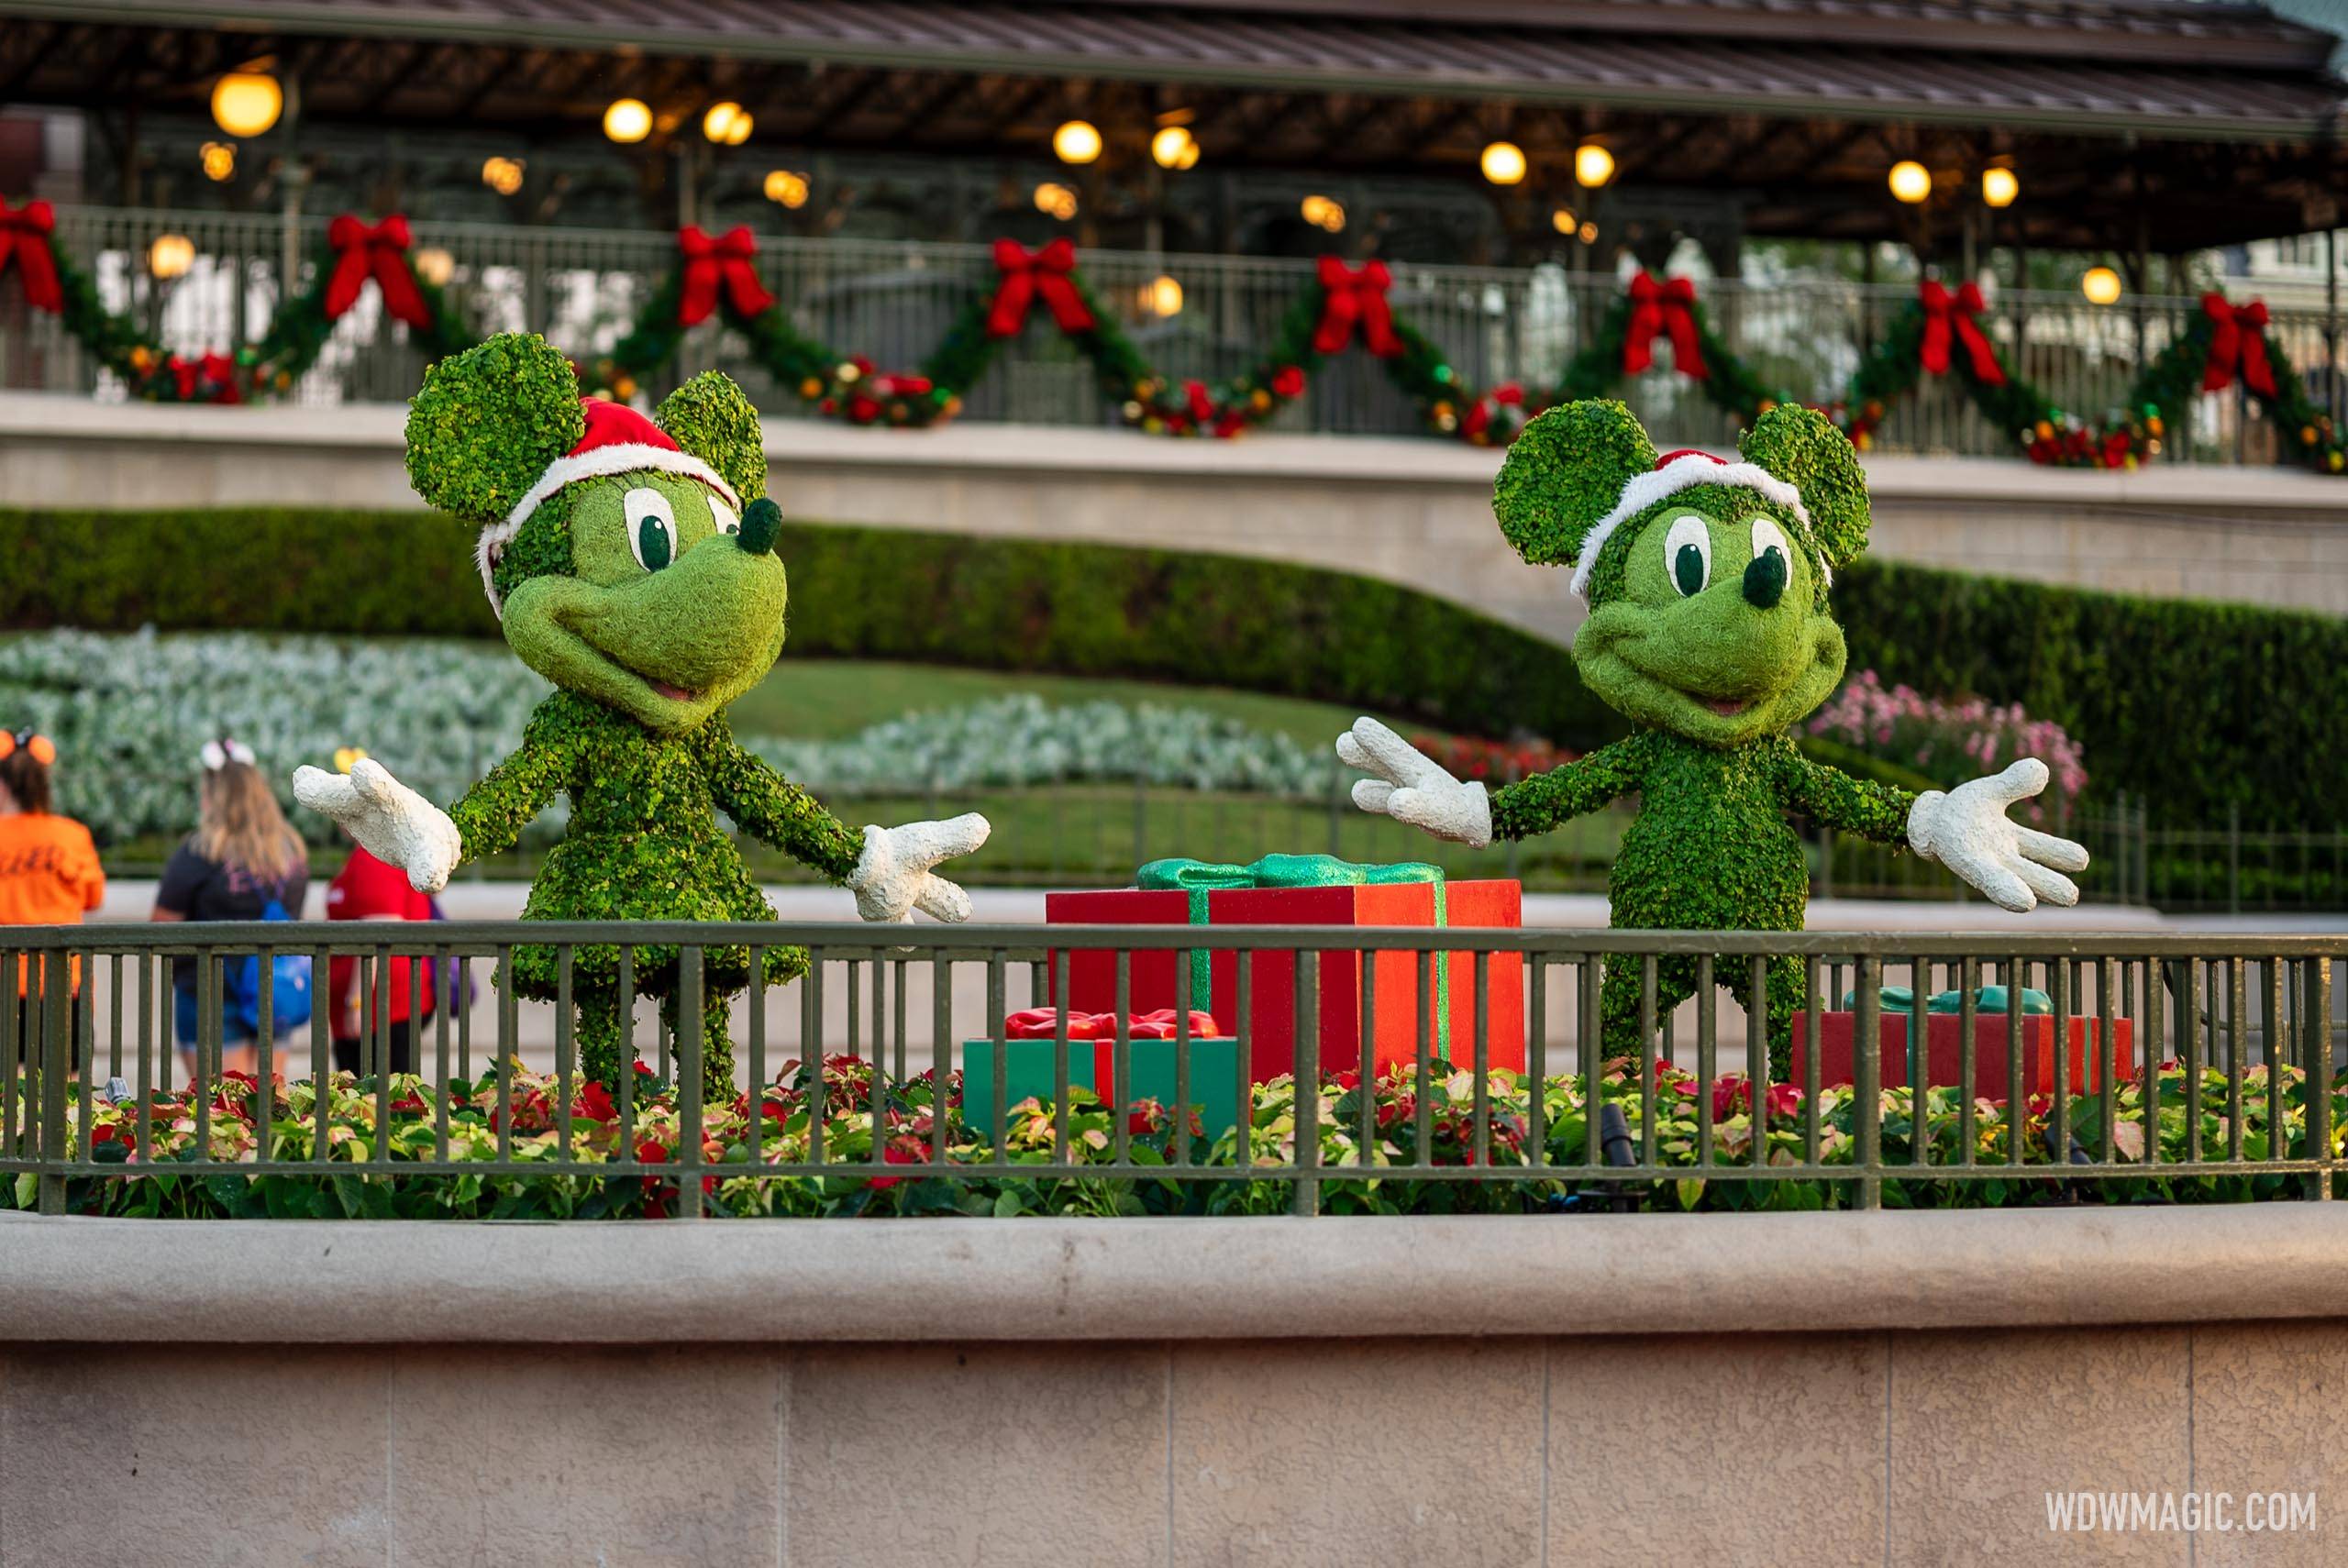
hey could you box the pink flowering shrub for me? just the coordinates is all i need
[1809,670,2087,823]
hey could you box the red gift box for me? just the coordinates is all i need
[1045,879,1523,1082]
[1789,1010,2137,1099]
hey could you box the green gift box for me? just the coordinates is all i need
[958,1032,1243,1148]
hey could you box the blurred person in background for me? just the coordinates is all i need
[322,747,435,1077]
[0,728,104,1069]
[152,738,310,1081]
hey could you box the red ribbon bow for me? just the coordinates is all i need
[161,351,241,403]
[1918,280,2006,387]
[0,196,63,313]
[676,225,776,326]
[2199,293,2276,397]
[1003,1008,1222,1041]
[1311,257,1401,358]
[985,237,1095,337]
[323,214,432,330]
[1623,272,1708,380]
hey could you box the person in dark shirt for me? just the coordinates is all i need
[151,741,309,1082]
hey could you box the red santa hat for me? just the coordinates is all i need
[475,398,742,613]
[1567,447,1819,600]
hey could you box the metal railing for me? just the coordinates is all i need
[5,922,2341,1219]
[2,204,2337,459]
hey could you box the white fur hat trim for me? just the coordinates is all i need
[473,443,740,617]
[1566,452,1821,600]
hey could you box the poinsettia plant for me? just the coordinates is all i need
[11,1050,2329,1219]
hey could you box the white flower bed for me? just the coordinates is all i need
[743,694,1334,795]
[0,631,1337,845]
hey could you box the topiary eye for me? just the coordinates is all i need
[624,488,677,571]
[1663,514,1711,597]
[710,496,740,536]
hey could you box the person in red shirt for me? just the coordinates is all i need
[323,750,436,1076]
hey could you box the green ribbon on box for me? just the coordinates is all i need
[1843,985,2055,1015]
[1135,852,1451,1054]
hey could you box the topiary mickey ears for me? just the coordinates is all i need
[1739,403,1870,570]
[654,371,767,503]
[1492,400,1659,567]
[405,334,584,525]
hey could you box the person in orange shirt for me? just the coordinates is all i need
[0,728,105,1068]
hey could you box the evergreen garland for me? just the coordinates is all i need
[7,197,2344,471]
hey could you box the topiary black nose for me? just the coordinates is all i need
[738,497,781,556]
[1743,547,1787,610]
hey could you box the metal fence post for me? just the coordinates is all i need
[677,945,704,1220]
[37,950,70,1215]
[1854,955,1882,1210]
[1290,949,1320,1217]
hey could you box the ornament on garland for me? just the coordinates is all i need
[984,238,1096,337]
[675,225,775,326]
[2198,293,2276,397]
[0,196,62,313]
[1311,257,1402,358]
[323,214,432,329]
[1917,281,2004,386]
[1622,271,1707,379]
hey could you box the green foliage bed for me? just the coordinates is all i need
[9,1055,2326,1220]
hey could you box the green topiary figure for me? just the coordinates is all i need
[293,334,987,1097]
[1337,401,2088,1074]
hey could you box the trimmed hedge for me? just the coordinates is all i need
[5,507,2341,830]
[1834,559,2346,834]
[0,506,1623,748]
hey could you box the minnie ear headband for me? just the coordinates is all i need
[0,730,57,766]
[199,737,257,771]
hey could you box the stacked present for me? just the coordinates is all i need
[960,1008,1240,1142]
[1790,986,2135,1099]
[1044,852,1523,1084]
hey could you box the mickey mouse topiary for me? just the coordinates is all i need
[295,333,988,1094]
[1342,400,2088,1072]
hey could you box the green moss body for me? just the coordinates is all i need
[1490,401,1921,1074]
[448,690,862,1087]
[404,336,865,1095]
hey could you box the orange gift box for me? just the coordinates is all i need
[1045,878,1523,1083]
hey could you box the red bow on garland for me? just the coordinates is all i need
[985,237,1095,337]
[1311,257,1401,358]
[2199,293,2276,397]
[323,214,432,330]
[1623,272,1708,380]
[0,196,63,314]
[1917,280,2006,387]
[1461,381,1526,440]
[161,351,242,403]
[676,225,775,327]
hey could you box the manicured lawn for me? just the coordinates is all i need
[731,657,1420,747]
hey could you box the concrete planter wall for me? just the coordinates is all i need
[3,1209,2344,1565]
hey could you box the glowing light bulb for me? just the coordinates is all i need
[1574,143,1615,188]
[210,72,282,138]
[1479,139,1527,186]
[604,98,652,144]
[1053,120,1102,165]
[1888,160,1933,204]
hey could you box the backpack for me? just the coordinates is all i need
[225,895,314,1038]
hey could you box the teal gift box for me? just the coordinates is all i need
[958,1032,1243,1147]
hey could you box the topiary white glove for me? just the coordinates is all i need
[847,813,991,923]
[1908,758,2090,913]
[1335,716,1493,848]
[292,758,464,894]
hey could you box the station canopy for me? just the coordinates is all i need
[5,0,2344,250]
